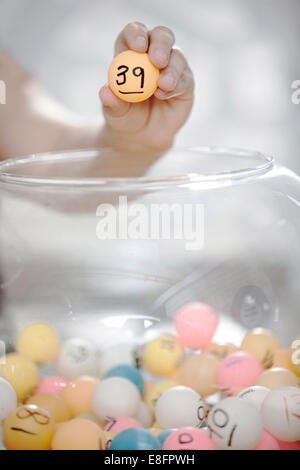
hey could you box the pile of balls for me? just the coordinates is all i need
[0,302,299,450]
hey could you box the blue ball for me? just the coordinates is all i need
[157,429,176,448]
[110,428,160,450]
[104,364,144,394]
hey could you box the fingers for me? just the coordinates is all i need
[114,22,149,56]
[155,48,194,100]
[99,85,130,118]
[148,26,175,69]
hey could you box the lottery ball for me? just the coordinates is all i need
[174,302,218,349]
[56,337,97,380]
[108,51,159,103]
[134,401,153,428]
[0,353,39,401]
[34,376,68,396]
[291,335,300,375]
[237,385,270,410]
[97,343,136,377]
[62,375,100,417]
[155,386,205,429]
[104,416,143,435]
[180,352,220,397]
[0,376,17,422]
[144,380,178,414]
[261,386,300,441]
[273,349,299,374]
[143,334,184,376]
[241,328,279,368]
[207,397,263,450]
[51,418,105,450]
[256,367,299,389]
[3,405,55,450]
[26,393,71,423]
[162,427,214,450]
[218,351,264,396]
[16,323,60,365]
[105,364,144,394]
[253,431,280,450]
[110,427,160,450]
[92,377,140,421]
[205,342,238,360]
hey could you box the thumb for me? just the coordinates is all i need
[99,85,131,119]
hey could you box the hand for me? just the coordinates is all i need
[99,22,194,154]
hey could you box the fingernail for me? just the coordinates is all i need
[155,48,168,65]
[135,35,147,49]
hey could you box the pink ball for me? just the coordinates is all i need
[218,351,264,396]
[253,431,280,450]
[277,440,300,450]
[104,416,143,435]
[163,427,214,450]
[34,376,68,395]
[174,303,218,349]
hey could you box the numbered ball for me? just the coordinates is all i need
[97,343,136,377]
[108,51,159,103]
[51,418,104,450]
[273,349,299,374]
[256,367,299,389]
[62,375,100,417]
[105,364,144,394]
[237,386,270,410]
[144,380,178,414]
[241,328,279,368]
[0,353,39,401]
[16,323,60,365]
[155,386,205,429]
[134,401,153,428]
[205,342,238,360]
[180,352,220,397]
[253,431,280,450]
[207,397,263,450]
[104,416,143,435]
[291,335,300,375]
[143,334,184,376]
[110,427,160,450]
[34,376,68,396]
[26,393,71,423]
[218,351,264,396]
[56,337,97,380]
[261,386,300,441]
[0,376,17,422]
[3,405,55,450]
[92,377,140,421]
[174,302,218,349]
[163,427,214,450]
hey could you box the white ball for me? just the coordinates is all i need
[238,386,270,410]
[262,386,300,441]
[56,337,97,380]
[155,386,205,429]
[134,401,153,428]
[92,377,140,421]
[0,376,17,422]
[207,397,263,450]
[97,344,136,377]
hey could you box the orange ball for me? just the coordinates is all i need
[26,393,71,423]
[204,342,238,360]
[108,51,159,103]
[256,367,299,389]
[61,376,100,417]
[241,328,279,368]
[180,353,220,397]
[3,405,55,450]
[51,418,104,450]
[273,349,299,375]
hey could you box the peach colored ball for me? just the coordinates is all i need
[205,342,238,360]
[256,367,299,389]
[218,351,264,396]
[174,303,218,349]
[104,416,143,435]
[180,352,220,397]
[62,376,100,417]
[34,376,68,396]
[163,427,214,450]
[241,328,279,369]
[273,349,298,375]
[253,431,280,450]
[26,393,71,423]
[51,418,104,450]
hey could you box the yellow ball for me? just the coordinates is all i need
[0,353,39,401]
[144,380,178,414]
[16,323,60,365]
[3,405,55,450]
[241,328,279,368]
[26,393,71,423]
[148,426,163,436]
[108,51,159,103]
[51,418,105,450]
[61,376,100,417]
[143,334,184,376]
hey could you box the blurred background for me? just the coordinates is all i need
[0,0,299,173]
